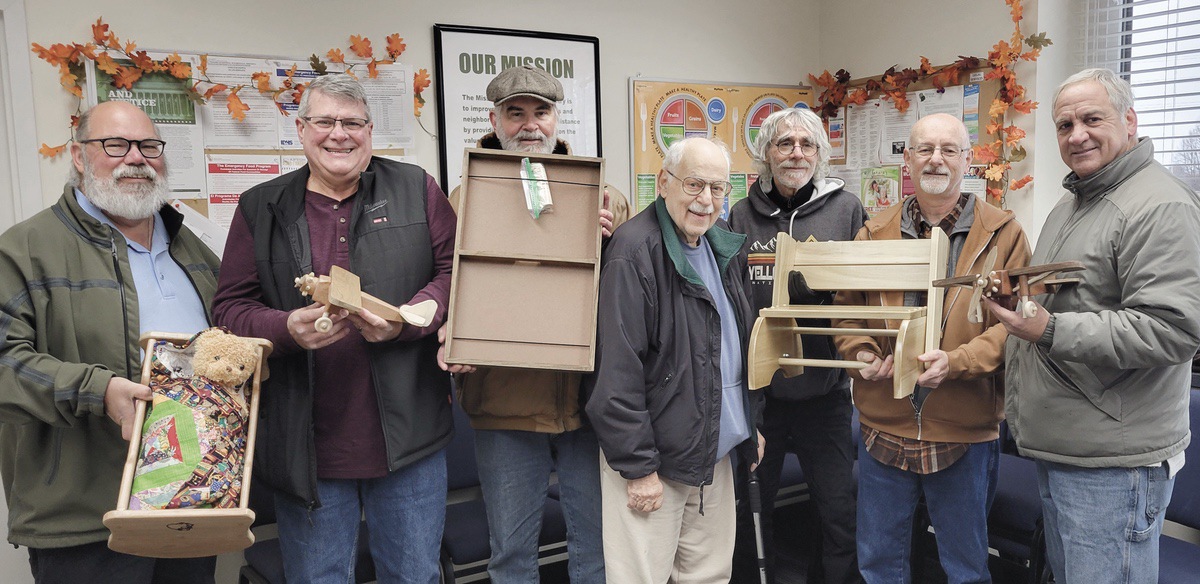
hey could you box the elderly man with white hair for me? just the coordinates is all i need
[727,107,865,584]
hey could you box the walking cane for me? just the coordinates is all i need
[748,468,769,584]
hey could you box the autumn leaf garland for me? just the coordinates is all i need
[807,0,1049,205]
[32,18,433,158]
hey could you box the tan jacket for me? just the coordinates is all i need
[448,134,630,432]
[833,197,1031,443]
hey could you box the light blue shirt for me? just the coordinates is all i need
[680,235,750,462]
[75,190,209,336]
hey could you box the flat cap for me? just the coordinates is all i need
[486,66,564,105]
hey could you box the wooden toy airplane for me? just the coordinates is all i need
[294,265,438,333]
[933,247,1084,323]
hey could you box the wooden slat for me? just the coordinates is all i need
[788,326,898,337]
[759,306,926,320]
[779,357,868,370]
[779,237,943,266]
[792,264,934,291]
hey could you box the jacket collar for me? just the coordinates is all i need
[273,157,386,224]
[1062,137,1154,202]
[746,176,846,218]
[478,132,571,155]
[653,197,746,285]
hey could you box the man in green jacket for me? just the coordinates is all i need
[0,101,220,583]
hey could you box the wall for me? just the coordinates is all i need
[819,0,1083,245]
[22,0,821,210]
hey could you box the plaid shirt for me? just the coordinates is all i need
[863,193,974,474]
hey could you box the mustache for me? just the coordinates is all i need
[778,162,810,170]
[688,201,715,214]
[514,130,548,141]
[112,165,158,180]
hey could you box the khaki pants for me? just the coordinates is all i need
[600,453,736,584]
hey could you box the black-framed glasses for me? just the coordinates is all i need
[774,139,818,157]
[301,116,370,132]
[665,169,733,199]
[911,144,966,159]
[78,137,166,159]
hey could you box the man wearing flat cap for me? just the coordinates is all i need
[438,65,627,584]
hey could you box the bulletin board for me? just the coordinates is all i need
[83,49,417,254]
[629,78,813,217]
[826,66,1002,217]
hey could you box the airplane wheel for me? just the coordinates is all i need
[1021,300,1038,319]
[314,314,333,333]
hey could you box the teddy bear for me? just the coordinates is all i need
[130,328,259,510]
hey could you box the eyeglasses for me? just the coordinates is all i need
[78,137,166,159]
[665,169,733,199]
[911,145,967,159]
[301,116,370,132]
[773,139,818,157]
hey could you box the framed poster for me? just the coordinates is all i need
[434,24,601,194]
[629,78,813,217]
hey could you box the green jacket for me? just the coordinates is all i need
[0,186,219,548]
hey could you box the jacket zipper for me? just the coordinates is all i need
[107,233,132,380]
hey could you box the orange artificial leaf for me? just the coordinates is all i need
[105,31,120,50]
[344,68,358,81]
[39,143,67,159]
[988,99,1009,119]
[1011,100,1037,114]
[251,71,273,93]
[386,34,406,59]
[70,115,80,128]
[846,88,870,106]
[199,54,208,77]
[92,18,109,45]
[984,163,1010,182]
[111,66,143,90]
[809,70,836,89]
[987,186,1004,200]
[919,56,935,76]
[165,53,191,79]
[367,58,379,79]
[414,95,423,117]
[987,122,1003,136]
[1003,125,1026,146]
[30,43,53,62]
[1010,175,1033,190]
[414,69,431,94]
[889,91,910,113]
[95,52,120,75]
[292,83,306,105]
[58,66,78,89]
[1010,0,1024,23]
[973,142,1001,165]
[349,35,373,59]
[285,64,297,80]
[129,50,153,71]
[78,43,98,61]
[327,48,345,64]
[1020,49,1041,61]
[123,40,137,55]
[203,83,228,100]
[274,101,289,116]
[227,86,250,121]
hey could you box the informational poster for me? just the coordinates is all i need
[860,166,902,216]
[434,24,601,195]
[629,78,814,215]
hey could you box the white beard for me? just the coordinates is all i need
[919,173,952,195]
[82,158,170,221]
[496,126,555,154]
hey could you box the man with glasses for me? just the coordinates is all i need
[727,107,865,584]
[587,137,763,582]
[438,65,627,584]
[833,113,1030,582]
[0,100,220,583]
[212,73,456,582]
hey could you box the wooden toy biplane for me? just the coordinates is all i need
[294,265,439,333]
[932,247,1084,322]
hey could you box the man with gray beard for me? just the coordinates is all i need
[438,65,628,584]
[833,113,1030,582]
[0,100,220,583]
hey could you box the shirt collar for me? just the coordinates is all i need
[74,188,166,253]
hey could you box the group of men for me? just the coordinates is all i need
[0,62,1196,584]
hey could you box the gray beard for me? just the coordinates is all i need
[82,160,170,221]
[497,127,555,154]
[919,173,952,196]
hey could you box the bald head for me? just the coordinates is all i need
[70,101,169,222]
[908,113,970,149]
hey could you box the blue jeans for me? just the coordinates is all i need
[1036,460,1175,584]
[474,427,604,584]
[857,438,999,584]
[274,449,447,584]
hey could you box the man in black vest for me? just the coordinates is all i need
[212,73,456,583]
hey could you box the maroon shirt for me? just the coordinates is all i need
[213,172,456,479]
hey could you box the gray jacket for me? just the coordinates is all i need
[1005,138,1200,467]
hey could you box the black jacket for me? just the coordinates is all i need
[214,158,453,505]
[586,198,760,487]
[727,176,866,400]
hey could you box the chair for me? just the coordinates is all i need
[1159,389,1200,583]
[748,230,949,399]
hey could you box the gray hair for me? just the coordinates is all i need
[662,137,732,174]
[1054,68,1134,116]
[750,108,831,186]
[298,74,372,121]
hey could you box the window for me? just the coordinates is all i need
[1085,0,1200,189]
